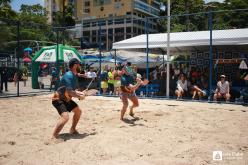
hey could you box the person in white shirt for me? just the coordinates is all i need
[151,66,159,80]
[86,67,97,79]
[214,75,231,102]
[175,73,189,99]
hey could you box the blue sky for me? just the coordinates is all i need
[11,0,44,11]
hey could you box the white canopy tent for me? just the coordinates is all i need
[113,28,248,49]
[113,50,171,69]
[112,28,248,97]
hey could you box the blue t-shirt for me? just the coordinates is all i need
[59,71,78,90]
[57,71,78,101]
[121,74,135,87]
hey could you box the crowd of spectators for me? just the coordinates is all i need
[47,62,247,103]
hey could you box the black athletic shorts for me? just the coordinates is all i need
[52,100,78,115]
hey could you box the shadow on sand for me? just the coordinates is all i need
[122,117,145,127]
[58,132,97,141]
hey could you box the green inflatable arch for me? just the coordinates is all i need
[32,44,83,89]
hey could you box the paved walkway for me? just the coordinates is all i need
[0,76,53,97]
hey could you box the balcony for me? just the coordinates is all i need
[133,0,160,17]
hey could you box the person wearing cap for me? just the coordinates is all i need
[119,64,148,120]
[51,58,85,140]
[214,75,231,102]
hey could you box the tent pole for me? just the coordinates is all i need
[166,0,171,98]
[145,17,149,96]
[162,50,165,70]
[114,49,117,66]
[17,21,20,97]
[56,28,59,89]
[209,9,213,101]
[99,22,102,93]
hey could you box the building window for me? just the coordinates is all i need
[126,35,132,39]
[94,0,111,6]
[92,37,97,43]
[115,19,124,24]
[84,9,90,13]
[108,19,113,25]
[126,27,131,33]
[99,20,106,26]
[126,18,131,23]
[92,22,97,27]
[85,1,90,6]
[83,31,90,38]
[133,27,137,33]
[126,12,131,15]
[108,29,113,35]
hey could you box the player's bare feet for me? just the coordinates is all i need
[69,129,79,134]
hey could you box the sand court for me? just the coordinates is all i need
[0,95,247,165]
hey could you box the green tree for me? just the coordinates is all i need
[222,0,248,28]
[0,0,11,6]
[158,0,206,32]
[53,4,75,27]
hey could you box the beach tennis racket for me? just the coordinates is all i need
[76,89,98,101]
[78,89,98,96]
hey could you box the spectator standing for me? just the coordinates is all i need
[86,67,97,89]
[86,67,97,79]
[22,66,28,87]
[38,67,44,89]
[1,68,8,91]
[151,66,159,80]
[108,67,115,95]
[100,65,109,95]
[50,67,59,91]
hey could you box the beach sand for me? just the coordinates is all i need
[0,95,247,165]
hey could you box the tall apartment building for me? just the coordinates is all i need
[45,0,160,50]
[77,0,160,50]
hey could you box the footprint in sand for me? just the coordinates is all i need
[154,113,163,117]
[8,141,16,145]
[240,146,248,151]
[0,152,12,158]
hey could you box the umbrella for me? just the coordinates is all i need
[23,57,32,63]
[32,44,82,63]
[24,47,32,53]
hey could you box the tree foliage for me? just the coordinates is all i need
[158,0,248,32]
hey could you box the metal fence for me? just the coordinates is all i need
[0,9,247,104]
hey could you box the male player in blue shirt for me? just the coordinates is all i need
[52,58,85,139]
